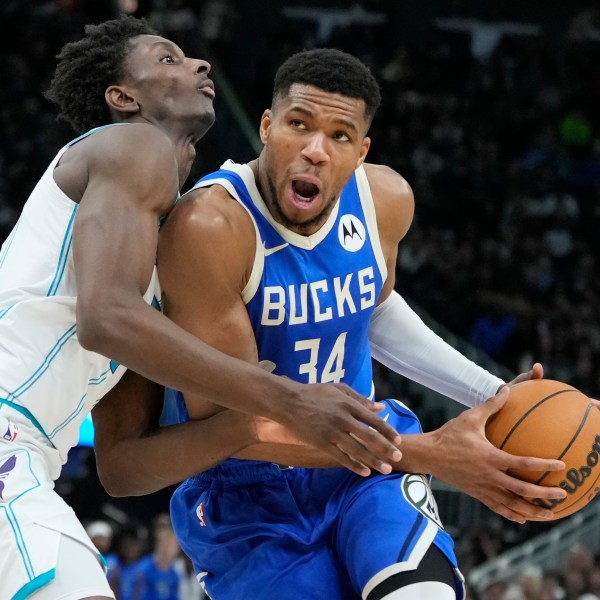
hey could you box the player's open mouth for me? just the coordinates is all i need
[291,179,320,203]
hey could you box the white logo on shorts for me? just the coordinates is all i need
[401,474,444,529]
[338,215,366,252]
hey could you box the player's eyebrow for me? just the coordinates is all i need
[150,39,184,55]
[289,105,359,133]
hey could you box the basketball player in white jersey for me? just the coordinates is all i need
[0,18,406,600]
[92,49,569,600]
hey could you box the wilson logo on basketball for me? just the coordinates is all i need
[533,435,600,510]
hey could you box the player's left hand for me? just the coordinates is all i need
[422,387,567,524]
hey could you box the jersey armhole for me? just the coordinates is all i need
[355,165,388,283]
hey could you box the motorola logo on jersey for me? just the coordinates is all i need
[338,214,366,252]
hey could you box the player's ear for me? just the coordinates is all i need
[105,85,139,116]
[259,109,273,144]
[356,137,371,168]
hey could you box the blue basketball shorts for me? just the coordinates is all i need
[170,400,465,600]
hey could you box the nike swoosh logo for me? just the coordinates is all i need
[264,242,289,256]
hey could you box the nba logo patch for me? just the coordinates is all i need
[196,501,207,527]
[2,421,18,442]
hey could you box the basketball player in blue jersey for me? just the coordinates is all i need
[90,49,569,599]
[0,19,405,600]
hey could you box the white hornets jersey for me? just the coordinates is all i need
[0,125,161,467]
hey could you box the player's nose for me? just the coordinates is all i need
[194,59,211,75]
[301,133,329,164]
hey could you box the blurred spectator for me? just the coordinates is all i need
[107,526,146,600]
[86,519,114,557]
[130,513,184,600]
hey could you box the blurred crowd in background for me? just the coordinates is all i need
[2,1,600,598]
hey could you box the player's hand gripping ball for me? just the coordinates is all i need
[485,379,600,520]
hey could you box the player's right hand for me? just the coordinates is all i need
[271,381,402,477]
[426,389,567,523]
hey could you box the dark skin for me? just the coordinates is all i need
[55,32,402,502]
[94,84,568,524]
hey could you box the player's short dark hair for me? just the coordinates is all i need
[44,15,157,133]
[272,48,381,125]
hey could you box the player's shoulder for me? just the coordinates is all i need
[363,163,414,215]
[363,163,413,203]
[161,182,255,245]
[78,123,176,172]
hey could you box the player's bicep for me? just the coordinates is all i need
[157,193,258,361]
[74,128,179,310]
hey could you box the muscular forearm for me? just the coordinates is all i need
[235,442,339,468]
[96,411,256,497]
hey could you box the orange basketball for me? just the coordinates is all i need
[485,379,600,520]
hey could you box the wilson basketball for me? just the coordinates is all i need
[485,379,600,520]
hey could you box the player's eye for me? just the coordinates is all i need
[333,131,350,142]
[160,55,176,64]
[290,119,306,129]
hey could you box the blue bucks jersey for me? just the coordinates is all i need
[191,160,387,399]
[170,162,464,600]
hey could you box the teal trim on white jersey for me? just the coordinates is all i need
[46,206,77,296]
[8,325,78,401]
[0,399,51,443]
[0,124,162,467]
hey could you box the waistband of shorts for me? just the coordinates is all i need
[186,459,295,487]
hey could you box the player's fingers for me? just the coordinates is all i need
[498,473,567,503]
[507,362,544,386]
[531,362,544,380]
[478,490,554,524]
[499,495,555,523]
[349,404,402,445]
[348,432,399,474]
[505,455,565,473]
[326,383,402,460]
[346,414,402,464]
[477,386,509,418]
[329,383,401,444]
[330,427,398,475]
[477,492,528,524]
[325,442,371,477]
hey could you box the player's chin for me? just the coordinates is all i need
[191,99,215,122]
